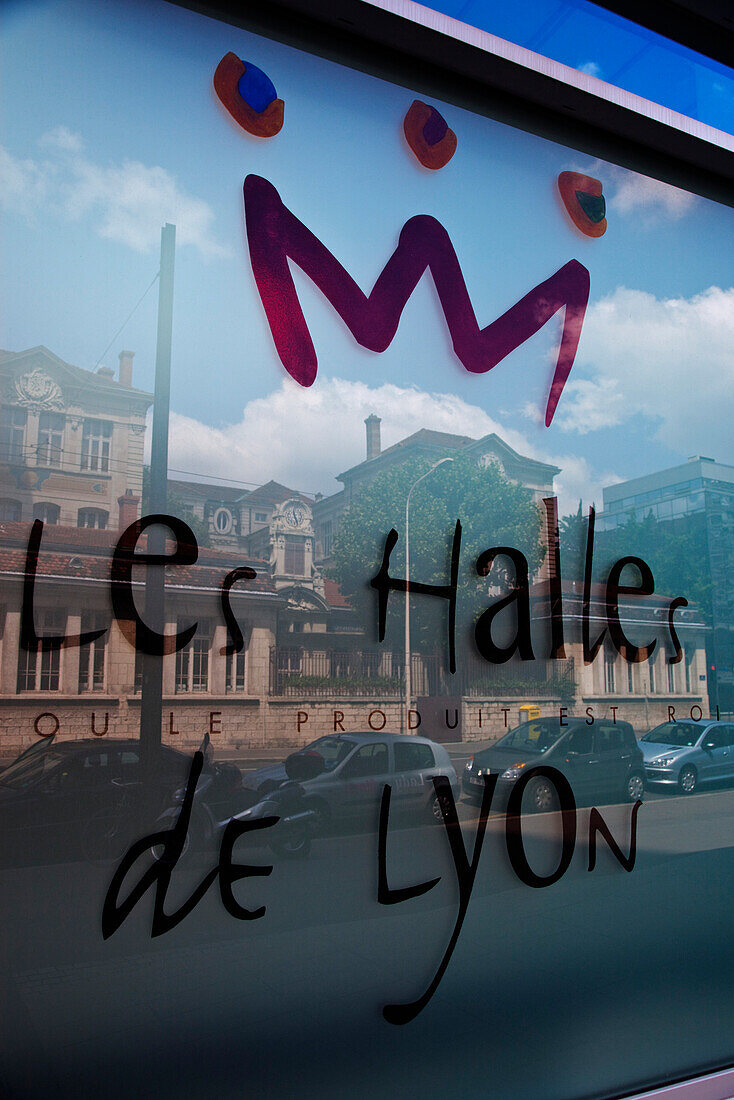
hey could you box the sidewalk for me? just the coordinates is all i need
[215,738,497,772]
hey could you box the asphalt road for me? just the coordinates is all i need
[3,779,734,1099]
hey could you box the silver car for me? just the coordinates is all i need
[640,720,734,794]
[243,732,460,830]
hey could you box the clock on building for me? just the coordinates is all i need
[283,500,307,527]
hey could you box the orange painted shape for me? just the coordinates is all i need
[404,100,457,170]
[213,52,284,138]
[558,171,607,237]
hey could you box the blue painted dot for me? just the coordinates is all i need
[237,61,277,114]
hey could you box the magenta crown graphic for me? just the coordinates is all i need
[244,175,590,426]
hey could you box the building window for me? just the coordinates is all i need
[78,615,107,692]
[226,649,247,693]
[17,610,63,691]
[319,520,332,558]
[627,660,634,693]
[213,507,233,534]
[254,512,267,523]
[685,648,694,692]
[33,502,60,525]
[78,507,109,529]
[667,660,676,693]
[0,407,27,462]
[37,412,65,467]
[649,655,656,693]
[603,646,616,694]
[175,619,211,693]
[0,499,21,521]
[81,419,112,472]
[284,537,305,575]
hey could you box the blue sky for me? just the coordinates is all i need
[3,0,734,509]
[420,0,734,134]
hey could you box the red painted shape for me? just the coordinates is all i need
[213,52,284,138]
[558,171,607,237]
[403,100,457,169]
[244,175,590,426]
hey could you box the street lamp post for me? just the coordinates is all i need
[404,457,454,734]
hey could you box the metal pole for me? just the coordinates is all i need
[404,493,411,735]
[140,223,175,774]
[403,458,454,735]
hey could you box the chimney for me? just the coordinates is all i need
[118,349,135,387]
[365,414,381,461]
[96,365,115,381]
[118,489,140,531]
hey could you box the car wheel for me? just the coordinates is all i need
[271,825,311,860]
[83,808,131,864]
[678,765,698,795]
[150,812,206,864]
[430,791,453,823]
[625,772,645,802]
[526,777,556,813]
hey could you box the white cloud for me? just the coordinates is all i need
[602,163,696,221]
[578,61,601,78]
[166,376,615,517]
[521,401,544,425]
[39,125,84,153]
[0,146,51,220]
[1,130,228,259]
[573,284,734,455]
[552,376,626,434]
[551,454,621,514]
[569,158,697,222]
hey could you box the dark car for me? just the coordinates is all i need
[463,717,645,812]
[243,732,461,831]
[0,737,192,865]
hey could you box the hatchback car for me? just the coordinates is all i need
[463,717,645,812]
[640,719,734,794]
[243,732,460,830]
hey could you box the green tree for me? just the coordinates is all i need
[328,454,543,659]
[559,499,587,582]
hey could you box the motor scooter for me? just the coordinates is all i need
[154,736,322,860]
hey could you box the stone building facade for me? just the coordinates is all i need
[0,346,151,532]
[0,348,712,757]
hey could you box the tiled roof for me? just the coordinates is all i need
[168,478,244,503]
[323,578,350,608]
[243,480,311,504]
[0,523,277,595]
[528,578,705,619]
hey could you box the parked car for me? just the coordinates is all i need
[463,717,645,812]
[243,732,461,831]
[0,736,192,865]
[640,719,734,794]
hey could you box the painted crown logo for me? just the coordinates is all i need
[213,53,284,138]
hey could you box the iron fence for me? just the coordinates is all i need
[269,646,575,699]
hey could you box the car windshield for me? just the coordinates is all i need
[492,720,566,754]
[641,723,703,747]
[0,750,66,790]
[305,736,356,771]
